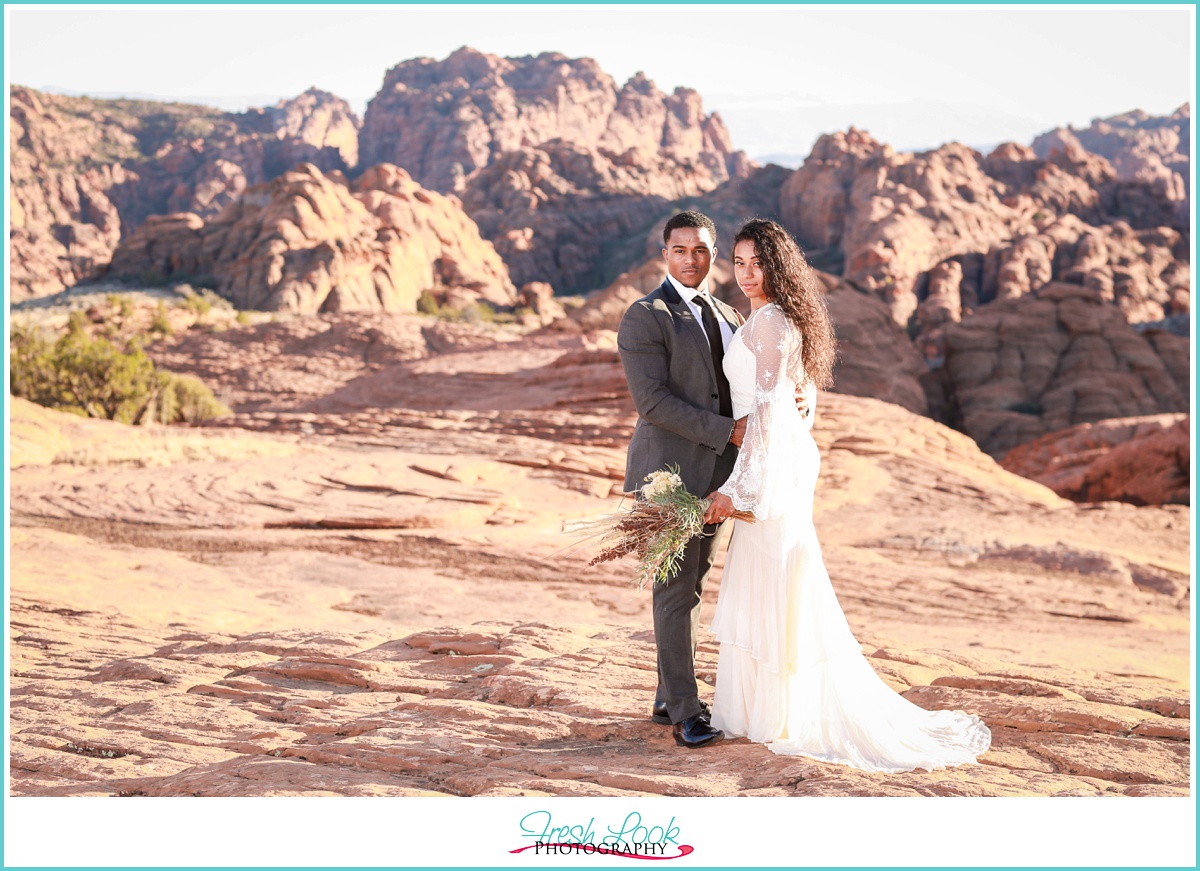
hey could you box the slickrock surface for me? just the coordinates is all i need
[9,319,1190,797]
[1001,414,1190,506]
[108,163,515,313]
[9,85,360,300]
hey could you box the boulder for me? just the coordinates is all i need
[1001,414,1189,506]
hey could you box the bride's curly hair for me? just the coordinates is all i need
[734,219,837,389]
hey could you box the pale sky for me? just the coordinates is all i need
[5,4,1195,161]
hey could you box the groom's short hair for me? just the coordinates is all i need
[663,210,717,246]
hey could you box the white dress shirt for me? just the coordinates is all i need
[666,272,735,352]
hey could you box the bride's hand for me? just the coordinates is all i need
[704,491,735,525]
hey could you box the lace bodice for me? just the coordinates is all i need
[718,303,816,520]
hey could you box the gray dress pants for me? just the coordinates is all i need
[653,451,736,724]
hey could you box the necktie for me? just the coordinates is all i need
[695,294,733,418]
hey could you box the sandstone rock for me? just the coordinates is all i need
[1001,414,1189,506]
[819,272,931,414]
[459,141,695,292]
[941,282,1189,456]
[518,282,565,326]
[780,131,1022,324]
[975,218,1190,323]
[9,87,127,299]
[1033,105,1190,228]
[251,87,360,171]
[358,48,748,293]
[778,120,1188,332]
[9,606,1190,797]
[107,163,515,313]
[9,85,361,300]
[359,47,741,193]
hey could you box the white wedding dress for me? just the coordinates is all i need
[710,303,991,771]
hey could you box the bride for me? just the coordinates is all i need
[702,219,991,772]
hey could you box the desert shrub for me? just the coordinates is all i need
[178,285,230,320]
[416,292,505,324]
[106,293,136,319]
[9,319,229,425]
[150,300,174,335]
[180,288,212,317]
[235,310,253,325]
[162,372,231,423]
[416,290,445,317]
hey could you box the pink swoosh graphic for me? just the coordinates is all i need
[508,843,694,860]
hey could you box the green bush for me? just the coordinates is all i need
[416,291,505,324]
[150,300,174,336]
[178,286,230,321]
[10,320,230,425]
[106,293,135,319]
[162,372,231,423]
[416,290,444,316]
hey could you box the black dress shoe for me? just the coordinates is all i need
[673,714,724,748]
[652,699,710,726]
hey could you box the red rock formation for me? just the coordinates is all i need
[107,163,515,314]
[1001,414,1189,506]
[780,131,1026,325]
[9,85,361,300]
[459,141,703,291]
[941,282,1189,457]
[359,48,748,292]
[10,87,129,299]
[359,48,741,193]
[252,87,360,171]
[777,123,1189,329]
[1033,105,1190,227]
[819,273,932,415]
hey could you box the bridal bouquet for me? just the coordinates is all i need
[574,465,753,589]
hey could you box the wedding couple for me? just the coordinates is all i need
[617,211,991,771]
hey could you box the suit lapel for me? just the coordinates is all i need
[661,278,720,385]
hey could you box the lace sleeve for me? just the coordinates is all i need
[718,305,799,520]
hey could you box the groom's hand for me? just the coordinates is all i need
[728,416,747,447]
[795,385,809,418]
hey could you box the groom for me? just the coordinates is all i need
[617,211,745,749]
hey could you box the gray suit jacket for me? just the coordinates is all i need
[618,278,743,498]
